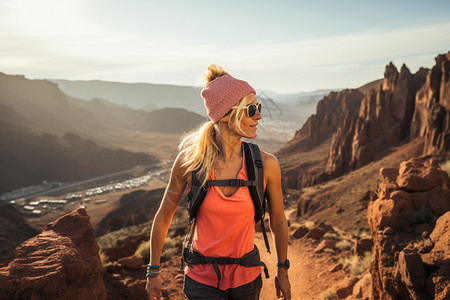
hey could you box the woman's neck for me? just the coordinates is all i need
[215,123,242,162]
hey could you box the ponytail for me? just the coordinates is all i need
[179,121,219,186]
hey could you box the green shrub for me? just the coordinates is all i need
[401,205,437,226]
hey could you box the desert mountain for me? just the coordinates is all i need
[0,73,207,194]
[51,78,332,112]
[0,127,158,194]
[73,97,207,133]
[278,52,450,191]
[0,73,207,138]
[0,73,103,137]
[51,79,206,114]
[50,77,325,154]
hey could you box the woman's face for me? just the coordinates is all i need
[235,93,262,139]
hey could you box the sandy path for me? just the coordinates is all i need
[256,232,347,300]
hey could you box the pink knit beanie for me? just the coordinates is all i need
[201,74,256,123]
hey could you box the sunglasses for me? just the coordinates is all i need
[232,102,262,118]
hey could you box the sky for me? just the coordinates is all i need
[1,0,450,94]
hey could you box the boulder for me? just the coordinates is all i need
[314,239,336,253]
[119,254,144,270]
[292,226,309,239]
[368,157,450,300]
[334,276,359,299]
[422,211,450,265]
[0,208,106,299]
[305,227,326,239]
[347,272,373,300]
[427,260,450,300]
[397,156,450,192]
[330,263,343,273]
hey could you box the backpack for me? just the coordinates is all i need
[184,141,271,254]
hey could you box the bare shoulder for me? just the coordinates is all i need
[261,150,280,172]
[171,151,191,185]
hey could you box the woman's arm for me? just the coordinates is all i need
[146,153,189,300]
[263,151,291,300]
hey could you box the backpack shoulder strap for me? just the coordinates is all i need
[246,142,265,212]
[243,141,271,254]
[187,169,208,222]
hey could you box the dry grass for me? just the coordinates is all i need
[320,288,338,300]
[440,159,450,176]
[97,221,151,251]
[135,240,150,262]
[100,251,119,268]
[323,232,342,241]
[304,220,316,230]
[339,251,374,277]
[335,239,354,251]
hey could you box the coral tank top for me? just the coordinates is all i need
[185,151,262,290]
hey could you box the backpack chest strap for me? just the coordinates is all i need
[206,179,255,188]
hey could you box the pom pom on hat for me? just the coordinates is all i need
[201,74,255,123]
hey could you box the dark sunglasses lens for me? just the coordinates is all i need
[246,103,262,117]
[248,104,257,117]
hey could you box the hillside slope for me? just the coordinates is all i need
[0,125,158,193]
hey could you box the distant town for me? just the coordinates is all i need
[5,164,171,217]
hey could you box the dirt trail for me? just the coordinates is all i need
[256,233,348,300]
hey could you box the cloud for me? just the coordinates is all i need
[0,1,449,94]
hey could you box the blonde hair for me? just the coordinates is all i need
[201,64,228,84]
[179,65,248,185]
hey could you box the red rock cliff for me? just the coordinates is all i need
[326,63,428,177]
[279,89,364,154]
[410,52,450,157]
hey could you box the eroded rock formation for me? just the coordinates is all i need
[411,52,450,157]
[367,156,450,299]
[280,89,364,154]
[278,90,364,189]
[0,208,106,299]
[280,52,449,191]
[327,63,428,177]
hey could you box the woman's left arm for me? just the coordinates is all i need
[263,152,291,299]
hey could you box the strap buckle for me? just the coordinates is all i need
[229,179,240,187]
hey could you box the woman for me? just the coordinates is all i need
[145,65,291,300]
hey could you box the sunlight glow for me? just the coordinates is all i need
[0,0,449,93]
